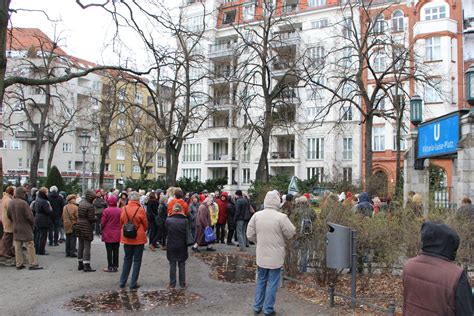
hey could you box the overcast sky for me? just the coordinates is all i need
[10,0,176,68]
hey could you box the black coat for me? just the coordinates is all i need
[34,192,53,228]
[146,199,160,223]
[48,191,65,220]
[165,214,188,262]
[227,200,236,230]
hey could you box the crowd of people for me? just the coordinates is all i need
[0,182,472,315]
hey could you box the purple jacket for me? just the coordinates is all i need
[101,195,121,243]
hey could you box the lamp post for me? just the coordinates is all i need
[410,94,423,126]
[466,64,474,106]
[78,130,91,197]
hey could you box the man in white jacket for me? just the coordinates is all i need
[247,190,296,315]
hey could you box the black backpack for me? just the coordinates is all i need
[123,207,140,239]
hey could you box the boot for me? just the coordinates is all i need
[83,263,96,272]
[78,261,84,271]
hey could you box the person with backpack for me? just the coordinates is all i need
[62,194,78,258]
[119,191,148,290]
[165,202,188,289]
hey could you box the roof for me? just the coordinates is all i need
[7,28,67,56]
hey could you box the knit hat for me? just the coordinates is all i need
[50,186,58,192]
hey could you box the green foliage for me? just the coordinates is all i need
[64,177,82,195]
[45,166,65,191]
[123,177,227,194]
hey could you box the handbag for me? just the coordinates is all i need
[204,226,216,243]
[185,220,194,246]
[123,207,140,239]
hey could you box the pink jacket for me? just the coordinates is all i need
[101,195,121,243]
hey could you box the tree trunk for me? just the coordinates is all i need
[29,132,44,187]
[364,114,374,192]
[255,128,271,183]
[46,141,58,174]
[98,140,108,188]
[165,141,180,186]
[395,117,403,200]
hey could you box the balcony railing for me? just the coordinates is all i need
[209,43,236,58]
[208,154,237,161]
[15,130,36,140]
[213,97,231,105]
[270,151,295,159]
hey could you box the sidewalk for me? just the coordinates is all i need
[0,238,329,315]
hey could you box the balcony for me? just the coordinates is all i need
[208,153,237,161]
[272,104,297,123]
[209,43,236,59]
[282,4,299,15]
[270,151,295,159]
[413,18,457,38]
[15,130,36,140]
[274,31,301,47]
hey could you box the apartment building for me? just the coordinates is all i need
[0,28,164,189]
[179,0,363,191]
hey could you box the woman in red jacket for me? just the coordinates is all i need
[215,192,228,244]
[119,191,148,290]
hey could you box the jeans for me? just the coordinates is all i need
[105,242,120,268]
[35,228,48,254]
[65,233,77,256]
[254,267,282,314]
[95,214,102,235]
[216,223,226,243]
[78,239,91,262]
[148,220,159,247]
[14,240,37,267]
[120,244,144,288]
[236,220,247,251]
[48,218,61,245]
[169,260,186,287]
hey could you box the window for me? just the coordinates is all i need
[243,142,251,162]
[307,167,324,182]
[342,18,352,38]
[242,168,251,184]
[311,19,328,29]
[306,87,323,101]
[135,92,143,104]
[116,148,125,160]
[342,46,352,67]
[68,161,72,171]
[393,128,407,151]
[0,140,7,149]
[10,140,22,150]
[117,164,125,173]
[341,106,353,121]
[223,10,236,24]
[118,89,126,100]
[117,118,126,130]
[26,158,30,168]
[308,0,326,7]
[392,10,404,32]
[375,92,386,110]
[343,138,352,160]
[183,143,202,162]
[308,46,325,65]
[373,15,386,34]
[105,163,111,172]
[343,167,352,183]
[373,126,386,151]
[187,15,203,32]
[307,138,324,160]
[425,37,441,61]
[423,5,447,21]
[182,168,201,180]
[62,143,72,153]
[243,4,255,21]
[133,165,140,173]
[132,153,138,161]
[306,106,324,120]
[18,158,23,169]
[424,85,442,103]
[157,154,165,167]
[374,53,386,73]
[38,159,44,169]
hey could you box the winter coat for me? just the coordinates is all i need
[7,194,34,242]
[355,192,373,217]
[93,197,107,216]
[120,200,148,245]
[146,199,160,224]
[101,196,122,243]
[165,213,188,262]
[194,201,212,246]
[226,199,236,230]
[62,202,78,234]
[48,191,65,220]
[188,202,200,228]
[34,192,53,229]
[216,194,228,225]
[1,192,13,233]
[235,196,251,221]
[247,190,296,269]
[209,202,219,226]
[76,190,97,241]
[403,222,473,315]
[167,198,189,217]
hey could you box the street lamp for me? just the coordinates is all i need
[78,130,91,197]
[410,94,423,126]
[466,64,474,106]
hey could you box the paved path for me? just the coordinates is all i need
[0,238,328,315]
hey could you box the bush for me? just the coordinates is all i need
[45,166,65,192]
[123,177,227,194]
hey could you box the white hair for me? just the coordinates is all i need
[129,191,140,201]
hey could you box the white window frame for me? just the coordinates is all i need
[343,137,352,160]
[393,128,407,151]
[373,126,386,151]
[243,4,255,21]
[373,15,386,34]
[132,165,140,173]
[307,138,324,160]
[10,139,22,150]
[68,161,73,171]
[423,5,447,21]
[62,143,73,153]
[392,10,404,32]
[341,106,353,121]
[311,19,328,29]
[425,37,441,61]
[242,168,251,184]
[307,167,324,182]
[309,46,325,65]
[343,167,352,183]
[308,0,326,7]
[424,85,443,103]
[182,168,201,181]
[117,163,125,173]
[18,158,23,169]
[116,148,125,160]
[373,53,386,73]
[183,143,202,162]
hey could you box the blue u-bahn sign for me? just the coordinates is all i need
[417,112,459,159]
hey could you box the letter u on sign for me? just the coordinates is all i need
[433,124,440,141]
